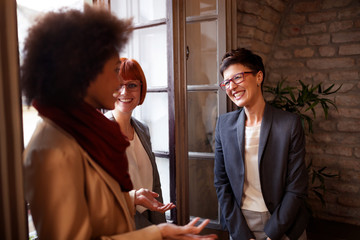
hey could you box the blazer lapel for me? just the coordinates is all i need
[258,103,273,165]
[236,109,246,169]
[131,118,153,158]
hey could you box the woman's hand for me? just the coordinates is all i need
[157,217,218,240]
[134,188,175,213]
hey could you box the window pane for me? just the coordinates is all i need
[155,157,170,218]
[121,25,168,88]
[22,106,40,147]
[133,92,169,152]
[186,0,217,17]
[186,20,218,85]
[189,157,218,220]
[188,91,217,153]
[111,0,166,24]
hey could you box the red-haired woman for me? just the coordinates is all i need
[105,58,168,229]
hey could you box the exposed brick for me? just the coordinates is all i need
[338,120,360,132]
[322,0,353,9]
[274,50,292,59]
[340,170,360,183]
[312,132,360,144]
[329,71,359,81]
[294,47,315,57]
[338,195,360,208]
[323,192,339,204]
[251,40,272,53]
[286,71,328,82]
[337,108,360,119]
[307,144,325,154]
[264,33,275,44]
[306,58,354,69]
[241,13,259,27]
[268,60,305,69]
[336,95,360,107]
[338,7,360,20]
[355,19,360,28]
[328,181,359,194]
[293,2,321,13]
[308,34,330,45]
[287,14,306,25]
[282,26,301,37]
[238,25,256,38]
[318,121,337,131]
[262,5,282,23]
[355,148,360,158]
[319,46,336,57]
[332,31,360,43]
[339,44,360,55]
[257,18,277,33]
[308,154,339,169]
[338,158,360,171]
[239,1,261,15]
[237,38,253,49]
[335,83,356,93]
[329,20,354,32]
[308,11,337,23]
[264,0,287,12]
[302,23,327,34]
[254,29,266,41]
[278,37,307,47]
[325,145,353,157]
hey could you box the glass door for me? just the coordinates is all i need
[185,0,227,229]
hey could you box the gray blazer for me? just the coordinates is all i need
[105,112,166,229]
[214,103,310,240]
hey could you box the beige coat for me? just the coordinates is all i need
[24,117,162,240]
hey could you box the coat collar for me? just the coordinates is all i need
[258,103,273,163]
[236,109,246,162]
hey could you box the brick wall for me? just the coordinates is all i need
[237,0,360,225]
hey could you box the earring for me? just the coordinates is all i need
[257,83,260,87]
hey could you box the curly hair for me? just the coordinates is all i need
[21,5,132,106]
[220,48,266,90]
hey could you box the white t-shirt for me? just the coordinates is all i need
[241,124,268,212]
[126,131,153,213]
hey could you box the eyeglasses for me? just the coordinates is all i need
[219,71,256,91]
[119,81,142,92]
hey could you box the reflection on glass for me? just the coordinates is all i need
[186,0,217,17]
[111,0,166,24]
[186,21,217,85]
[121,25,168,87]
[133,92,169,152]
[188,91,217,153]
[155,157,170,218]
[189,158,218,220]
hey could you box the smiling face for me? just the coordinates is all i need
[223,63,263,109]
[84,55,121,110]
[114,79,141,115]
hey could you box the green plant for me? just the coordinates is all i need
[264,78,341,207]
[264,79,341,133]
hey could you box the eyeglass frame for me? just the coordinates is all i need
[118,80,142,92]
[219,71,257,91]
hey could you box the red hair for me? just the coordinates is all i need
[119,58,147,105]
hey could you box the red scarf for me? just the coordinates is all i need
[33,100,133,192]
